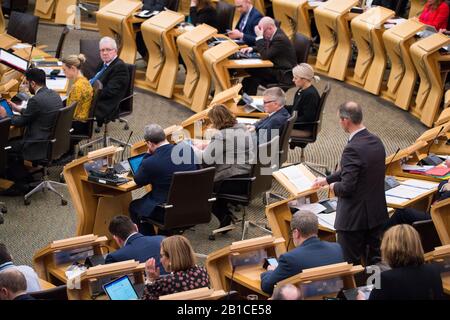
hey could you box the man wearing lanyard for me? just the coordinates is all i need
[227,0,263,46]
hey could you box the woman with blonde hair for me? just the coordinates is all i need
[61,54,93,134]
[419,0,449,31]
[358,225,444,300]
[286,63,321,138]
[142,235,209,300]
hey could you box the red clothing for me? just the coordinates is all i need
[419,2,450,30]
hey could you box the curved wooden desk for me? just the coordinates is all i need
[0,4,5,33]
[314,0,358,81]
[431,198,450,245]
[96,0,142,64]
[173,24,217,112]
[273,0,308,40]
[410,33,450,127]
[349,6,394,94]
[382,19,425,109]
[138,10,184,96]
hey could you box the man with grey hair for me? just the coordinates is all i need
[91,36,129,126]
[260,210,344,295]
[129,124,197,235]
[312,101,387,266]
[248,87,290,142]
[0,269,35,300]
[240,16,297,95]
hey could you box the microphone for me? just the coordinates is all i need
[121,130,134,161]
[226,265,236,300]
[421,126,445,166]
[386,147,401,173]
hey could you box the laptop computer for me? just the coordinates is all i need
[0,99,13,117]
[114,152,146,175]
[242,93,265,113]
[103,275,140,300]
[417,25,438,38]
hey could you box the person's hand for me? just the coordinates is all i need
[356,290,367,300]
[7,100,21,112]
[441,182,450,192]
[227,29,243,39]
[445,158,450,168]
[246,124,256,132]
[0,107,6,118]
[254,25,263,37]
[144,258,160,282]
[266,265,276,271]
[190,0,197,6]
[312,177,328,189]
[240,47,253,54]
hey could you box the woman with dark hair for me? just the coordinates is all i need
[419,0,449,31]
[189,0,218,29]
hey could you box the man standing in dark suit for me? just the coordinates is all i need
[129,124,198,235]
[248,87,290,143]
[0,68,63,195]
[105,216,165,271]
[260,211,344,295]
[313,101,388,265]
[240,17,297,95]
[0,269,36,300]
[90,37,129,126]
[227,0,263,46]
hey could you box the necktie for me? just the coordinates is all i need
[90,64,107,85]
[239,13,247,31]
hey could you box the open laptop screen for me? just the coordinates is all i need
[128,153,146,176]
[103,275,139,300]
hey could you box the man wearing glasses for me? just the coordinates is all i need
[90,36,129,126]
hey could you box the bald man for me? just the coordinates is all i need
[240,17,297,95]
[313,102,388,266]
[0,269,35,300]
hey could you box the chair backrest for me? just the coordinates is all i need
[29,285,68,300]
[48,102,76,161]
[79,39,102,80]
[216,1,235,34]
[313,82,331,139]
[279,111,297,166]
[55,26,70,59]
[118,63,136,117]
[412,220,442,254]
[0,117,11,177]
[293,32,311,64]
[163,167,216,230]
[166,0,180,11]
[7,11,39,44]
[250,136,279,199]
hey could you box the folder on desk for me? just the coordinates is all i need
[273,164,316,196]
[425,166,450,177]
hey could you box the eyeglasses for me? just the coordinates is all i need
[263,100,275,104]
[99,48,114,52]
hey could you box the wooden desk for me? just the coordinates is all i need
[385,177,437,212]
[314,0,358,80]
[382,19,425,109]
[431,198,450,245]
[348,6,394,94]
[409,0,426,18]
[0,33,20,50]
[38,278,56,290]
[273,0,310,40]
[410,33,450,127]
[416,121,450,155]
[96,0,142,64]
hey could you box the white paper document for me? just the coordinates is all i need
[316,212,336,231]
[280,165,312,192]
[233,59,263,65]
[293,202,327,215]
[46,78,68,91]
[385,185,428,199]
[401,164,434,172]
[401,179,438,190]
[385,195,407,206]
[236,117,259,125]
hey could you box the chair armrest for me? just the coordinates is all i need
[294,120,320,125]
[221,177,256,182]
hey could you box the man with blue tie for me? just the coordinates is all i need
[91,37,129,126]
[227,0,263,46]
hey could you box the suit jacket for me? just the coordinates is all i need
[327,129,388,231]
[142,0,167,11]
[236,6,263,46]
[13,294,36,300]
[260,237,344,294]
[285,85,321,132]
[190,5,218,29]
[369,264,444,300]
[254,107,290,142]
[11,87,63,161]
[94,57,130,124]
[105,233,166,273]
[254,28,297,83]
[133,143,198,217]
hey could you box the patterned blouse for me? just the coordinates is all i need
[142,265,210,300]
[67,75,93,121]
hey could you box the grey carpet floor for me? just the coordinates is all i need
[0,22,428,266]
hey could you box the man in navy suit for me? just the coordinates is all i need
[260,210,344,295]
[105,216,165,273]
[227,0,263,46]
[129,124,198,235]
[0,269,35,300]
[248,87,290,143]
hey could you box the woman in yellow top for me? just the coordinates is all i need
[61,54,93,134]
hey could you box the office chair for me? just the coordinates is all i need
[0,117,11,224]
[279,111,297,167]
[1,0,28,14]
[412,219,442,254]
[216,1,235,34]
[7,11,39,45]
[140,167,216,236]
[79,39,102,80]
[29,285,68,300]
[45,26,70,59]
[24,103,76,206]
[289,82,331,173]
[210,137,277,240]
[166,0,180,11]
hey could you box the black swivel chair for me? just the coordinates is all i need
[7,11,39,45]
[46,26,70,59]
[166,0,180,11]
[2,0,28,14]
[278,111,297,167]
[24,103,76,206]
[79,39,102,80]
[216,1,235,34]
[210,137,277,240]
[141,167,216,236]
[29,285,68,300]
[289,82,330,172]
[412,219,442,254]
[0,117,11,224]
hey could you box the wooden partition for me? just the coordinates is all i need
[431,198,450,245]
[425,245,450,295]
[0,3,5,33]
[272,0,309,40]
[159,287,227,300]
[416,121,450,155]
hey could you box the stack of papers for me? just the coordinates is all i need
[236,117,259,125]
[401,179,438,190]
[46,78,68,91]
[315,212,336,231]
[402,164,433,172]
[292,202,327,215]
[279,165,313,193]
